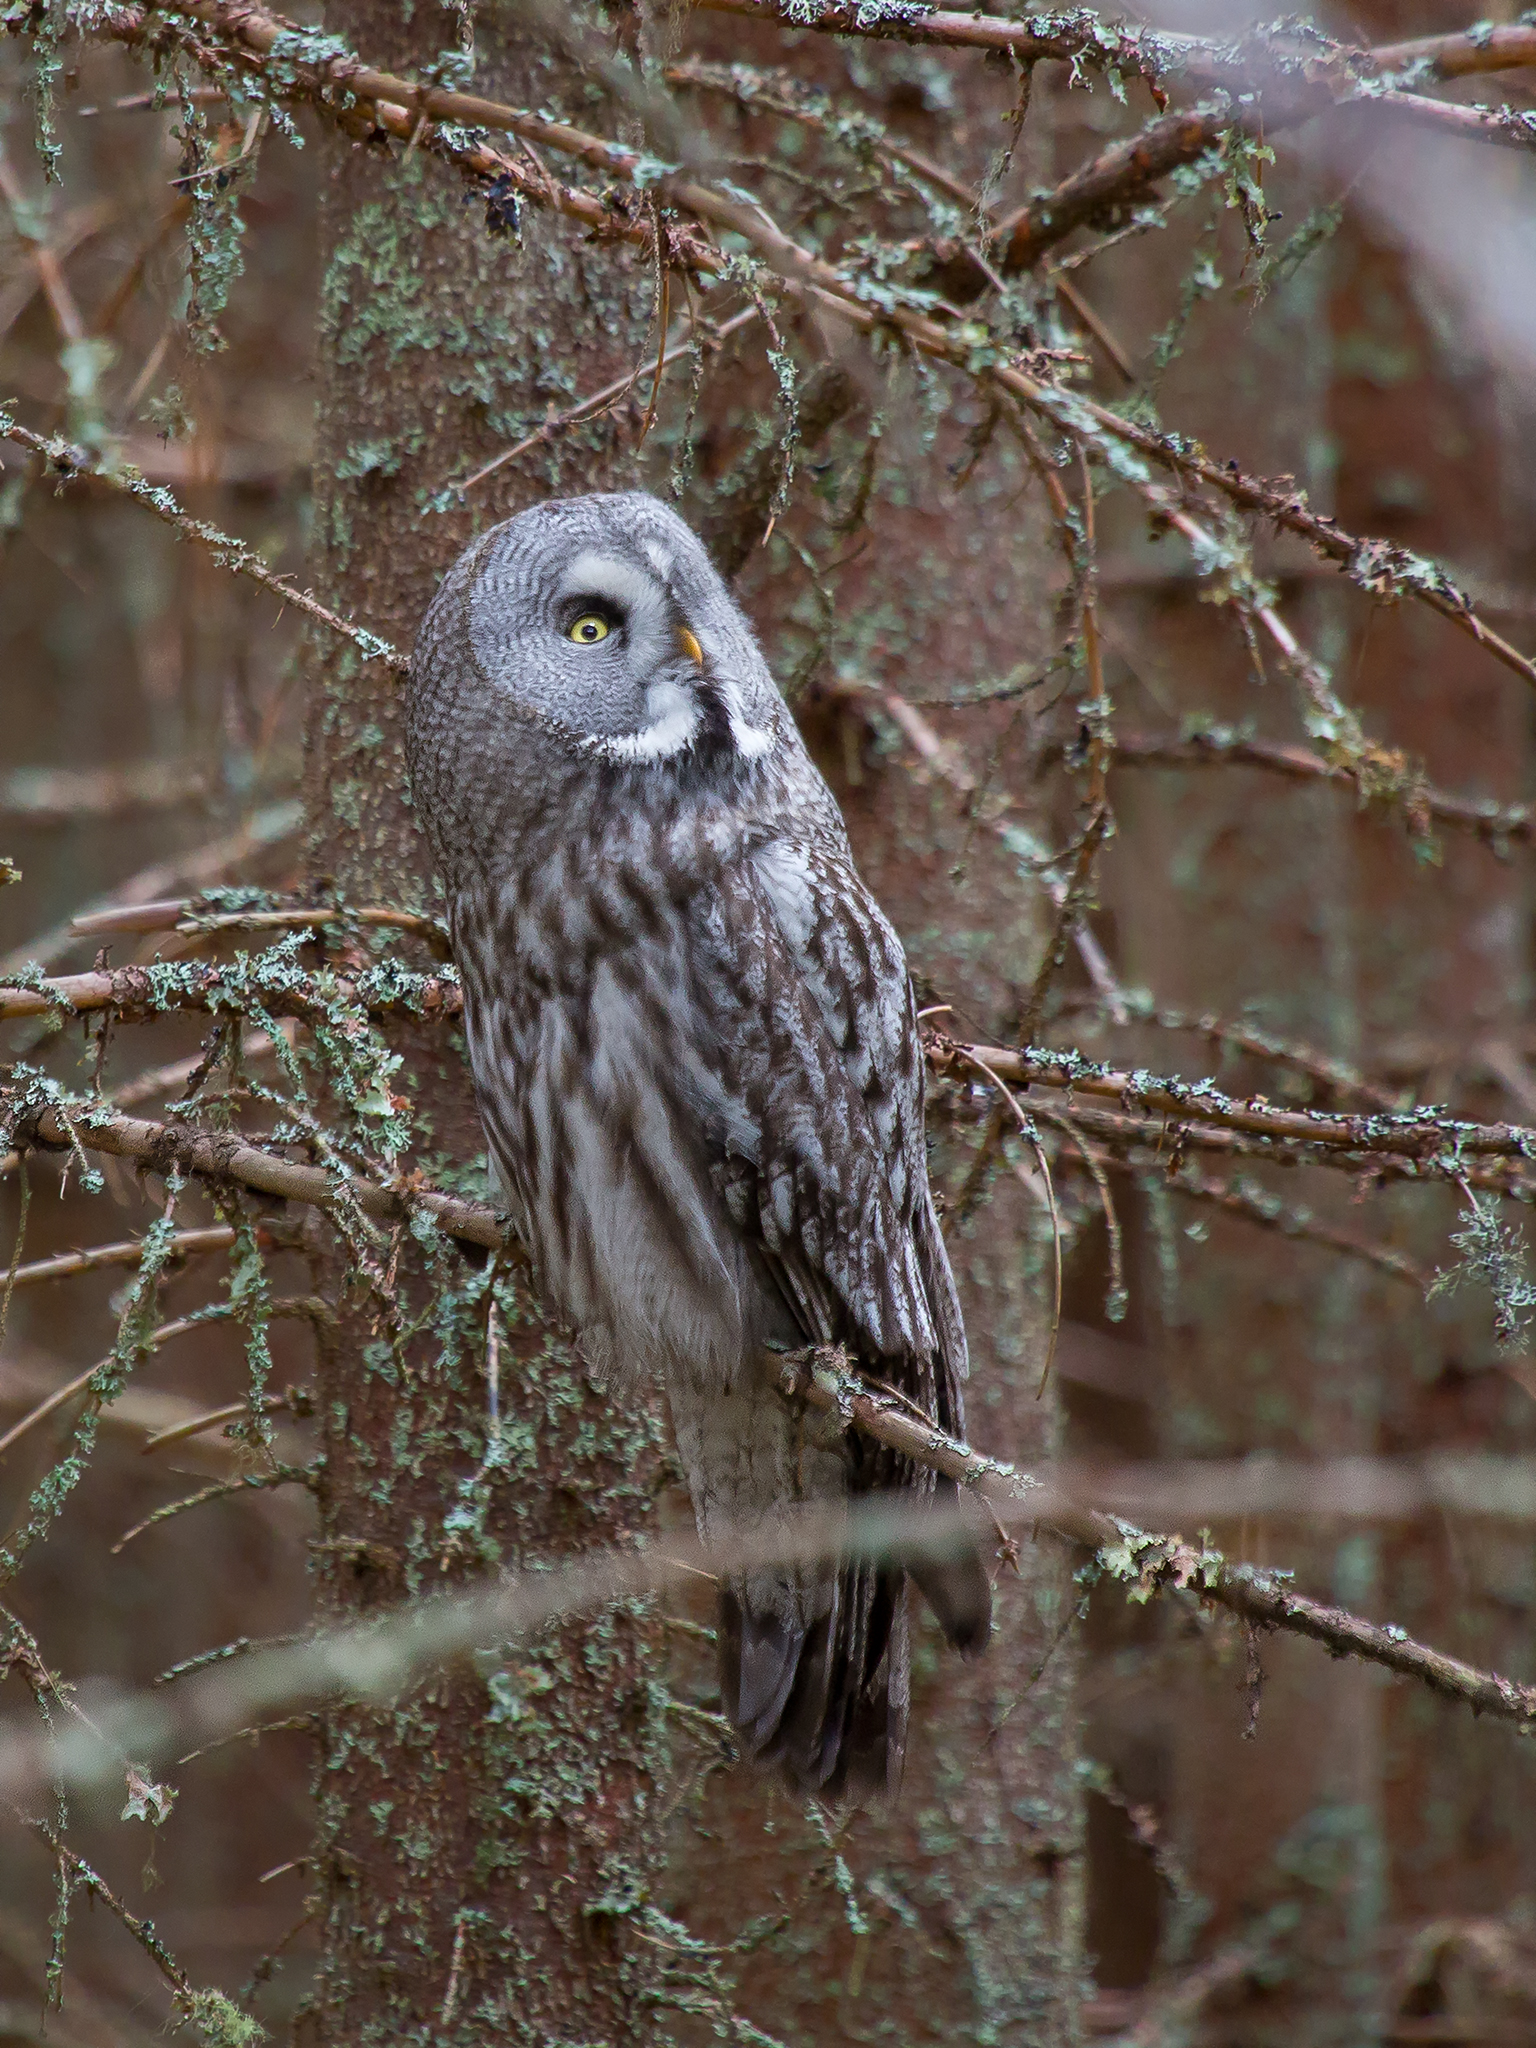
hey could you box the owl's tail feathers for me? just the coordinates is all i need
[718,1566,908,1801]
[908,1475,993,1656]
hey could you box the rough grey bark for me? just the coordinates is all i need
[297,7,667,2040]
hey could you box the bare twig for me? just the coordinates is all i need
[1101,728,1536,853]
[1019,442,1112,1042]
[450,303,760,495]
[21,1819,195,2002]
[141,1390,292,1454]
[111,1465,313,1552]
[859,681,1127,1015]
[0,134,88,345]
[0,1304,282,1463]
[1373,23,1536,78]
[1062,990,1404,1114]
[71,897,451,956]
[5,1226,236,1293]
[112,1028,290,1111]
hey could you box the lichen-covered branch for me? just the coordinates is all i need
[0,409,404,672]
[10,1100,504,1250]
[0,952,461,1025]
[9,954,1536,1183]
[2,1352,1531,1827]
[943,1037,1536,1176]
[771,1347,1536,1730]
[697,1,1536,88]
[50,5,1536,701]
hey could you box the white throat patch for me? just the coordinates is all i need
[583,676,701,763]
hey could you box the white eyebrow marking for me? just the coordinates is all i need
[642,539,675,578]
[562,551,660,610]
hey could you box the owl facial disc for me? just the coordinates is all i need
[458,495,779,768]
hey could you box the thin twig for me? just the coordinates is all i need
[1099,728,1536,854]
[4,1226,236,1294]
[961,1049,1064,1395]
[451,304,759,494]
[140,1391,291,1454]
[71,897,451,955]
[1136,1156,1429,1291]
[862,681,1127,1015]
[0,411,403,673]
[1062,990,1404,1114]
[8,1102,506,1251]
[111,1465,314,1553]
[0,1304,275,1463]
[21,1819,195,2001]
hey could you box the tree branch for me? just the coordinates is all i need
[10,959,1536,1185]
[1373,23,1536,78]
[697,2,1536,89]
[0,956,461,1025]
[0,410,404,673]
[8,1102,504,1250]
[57,7,1536,699]
[5,1226,236,1292]
[70,897,451,955]
[771,1345,1536,1730]
[942,1037,1536,1169]
[1094,728,1536,854]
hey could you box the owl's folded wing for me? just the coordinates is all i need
[690,833,966,1443]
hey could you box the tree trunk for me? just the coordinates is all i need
[297,8,1083,2039]
[652,24,1085,2039]
[298,8,666,2040]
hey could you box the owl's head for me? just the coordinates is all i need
[412,492,783,770]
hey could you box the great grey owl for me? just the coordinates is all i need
[406,491,991,1798]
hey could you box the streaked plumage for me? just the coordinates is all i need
[406,491,990,1797]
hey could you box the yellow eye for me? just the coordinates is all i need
[568,614,610,645]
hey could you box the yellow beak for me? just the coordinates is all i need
[677,625,704,668]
